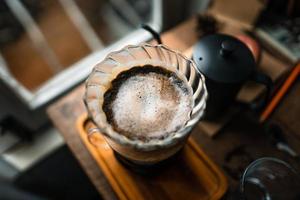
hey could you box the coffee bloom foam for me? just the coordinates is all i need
[105,66,194,141]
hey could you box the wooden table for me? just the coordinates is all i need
[47,17,300,200]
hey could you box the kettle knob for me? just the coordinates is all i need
[220,40,236,57]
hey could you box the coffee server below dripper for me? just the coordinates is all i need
[193,34,273,120]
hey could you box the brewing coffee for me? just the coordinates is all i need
[85,44,207,164]
[103,65,194,142]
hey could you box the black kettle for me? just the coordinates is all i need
[193,34,272,120]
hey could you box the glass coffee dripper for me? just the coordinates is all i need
[84,43,207,165]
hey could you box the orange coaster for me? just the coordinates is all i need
[77,114,228,200]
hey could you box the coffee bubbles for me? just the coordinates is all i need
[103,65,194,142]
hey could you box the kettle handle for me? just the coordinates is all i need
[249,71,273,110]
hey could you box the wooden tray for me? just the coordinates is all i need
[76,114,228,200]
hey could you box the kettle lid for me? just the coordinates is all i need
[193,34,255,83]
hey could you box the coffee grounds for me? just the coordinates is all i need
[103,65,193,142]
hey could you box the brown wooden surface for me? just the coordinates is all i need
[77,114,227,200]
[47,17,300,200]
